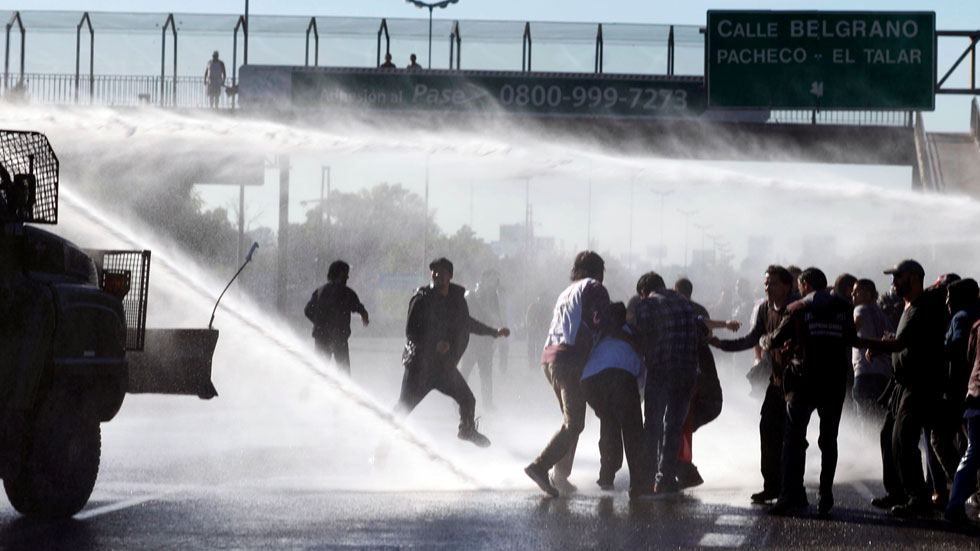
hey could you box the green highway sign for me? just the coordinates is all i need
[706,11,936,110]
[288,68,707,118]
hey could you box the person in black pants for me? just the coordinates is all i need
[710,265,797,504]
[762,267,858,517]
[863,259,951,517]
[580,302,651,498]
[304,260,369,374]
[396,257,510,447]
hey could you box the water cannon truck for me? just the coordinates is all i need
[0,130,220,518]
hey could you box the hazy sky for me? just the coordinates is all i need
[3,1,978,28]
[5,1,979,273]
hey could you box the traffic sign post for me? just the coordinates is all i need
[707,11,936,110]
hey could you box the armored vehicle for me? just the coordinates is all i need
[0,130,219,518]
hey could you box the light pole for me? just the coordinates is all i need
[693,222,709,266]
[676,208,697,269]
[650,186,674,269]
[628,175,634,273]
[405,0,459,69]
[244,0,249,64]
[320,165,330,248]
[422,155,430,275]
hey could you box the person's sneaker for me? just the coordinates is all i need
[524,464,559,498]
[768,494,809,516]
[751,489,780,504]
[890,498,933,518]
[676,462,705,490]
[550,475,578,495]
[597,478,615,491]
[967,492,980,507]
[651,477,679,499]
[457,419,491,448]
[870,494,904,509]
[817,493,834,517]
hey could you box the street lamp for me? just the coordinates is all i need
[405,0,459,69]
[676,208,697,269]
[649,186,674,269]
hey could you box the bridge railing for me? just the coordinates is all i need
[3,73,228,108]
[769,109,913,127]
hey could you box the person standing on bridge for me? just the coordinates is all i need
[304,260,369,375]
[204,51,226,109]
[407,53,422,71]
[396,257,510,448]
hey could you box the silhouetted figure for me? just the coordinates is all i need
[525,293,551,369]
[204,51,226,109]
[407,53,422,71]
[850,279,891,427]
[396,258,509,448]
[673,277,739,490]
[863,259,951,518]
[304,260,369,375]
[931,279,980,501]
[380,52,396,68]
[763,267,857,517]
[944,311,980,523]
[461,269,505,410]
[525,251,609,497]
[633,271,702,497]
[581,302,651,498]
[710,265,797,504]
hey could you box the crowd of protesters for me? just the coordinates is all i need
[305,252,980,525]
[521,252,980,526]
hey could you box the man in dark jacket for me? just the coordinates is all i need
[762,267,857,517]
[710,265,797,504]
[304,260,369,374]
[863,259,951,517]
[633,271,702,496]
[396,257,510,448]
[944,316,980,523]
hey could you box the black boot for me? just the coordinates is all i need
[458,418,490,448]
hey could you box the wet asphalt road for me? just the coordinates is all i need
[2,330,978,549]
[1,479,978,550]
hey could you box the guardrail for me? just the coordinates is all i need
[769,109,913,127]
[3,70,916,129]
[1,73,231,108]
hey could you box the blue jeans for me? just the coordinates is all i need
[644,367,697,488]
[946,415,980,514]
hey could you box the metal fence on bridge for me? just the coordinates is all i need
[4,70,913,127]
[5,73,228,108]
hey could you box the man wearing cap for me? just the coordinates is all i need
[862,259,951,517]
[396,257,510,447]
[204,51,226,109]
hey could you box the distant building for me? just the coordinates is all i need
[491,223,554,257]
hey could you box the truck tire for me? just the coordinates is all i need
[3,390,101,518]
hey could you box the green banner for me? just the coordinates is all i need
[290,68,706,118]
[707,11,936,109]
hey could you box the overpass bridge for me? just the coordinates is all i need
[917,98,980,193]
[1,9,978,193]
